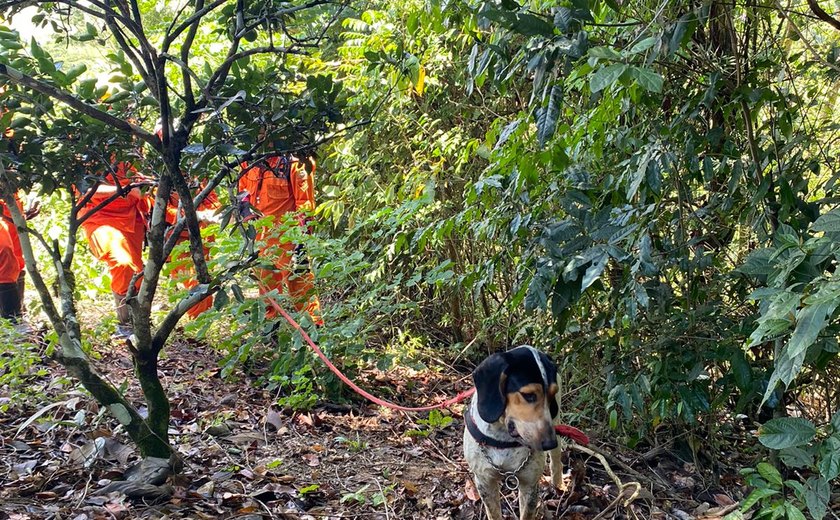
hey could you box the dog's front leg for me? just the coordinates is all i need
[474,473,503,520]
[549,446,566,491]
[517,475,541,520]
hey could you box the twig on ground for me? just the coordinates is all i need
[375,478,391,520]
[570,443,642,519]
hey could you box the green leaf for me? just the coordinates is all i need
[581,252,607,291]
[812,208,840,233]
[831,411,840,434]
[758,417,816,450]
[536,85,562,148]
[588,46,622,60]
[787,299,838,359]
[784,503,806,520]
[817,436,840,481]
[590,63,627,93]
[628,66,663,93]
[756,462,783,487]
[741,488,779,512]
[804,476,829,520]
[63,63,87,83]
[0,39,23,50]
[29,36,46,60]
[553,7,573,31]
[629,36,658,54]
[779,447,814,469]
[213,289,229,310]
[510,13,554,37]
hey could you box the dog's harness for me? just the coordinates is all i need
[464,408,533,490]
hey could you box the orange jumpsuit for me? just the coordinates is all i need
[165,187,220,318]
[78,162,149,296]
[238,156,322,324]
[0,195,24,284]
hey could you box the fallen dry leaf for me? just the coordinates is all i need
[265,410,284,430]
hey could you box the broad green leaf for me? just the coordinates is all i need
[756,462,782,487]
[787,300,838,359]
[779,447,814,469]
[536,85,562,148]
[817,436,840,481]
[590,63,627,93]
[524,274,548,312]
[629,36,658,54]
[737,248,774,277]
[804,476,829,520]
[626,147,652,200]
[758,417,816,449]
[784,503,806,520]
[553,7,573,31]
[628,66,663,93]
[746,290,798,348]
[831,411,840,434]
[494,118,522,150]
[741,488,779,512]
[812,208,840,233]
[510,13,554,37]
[63,63,87,83]
[581,252,607,291]
[588,46,622,60]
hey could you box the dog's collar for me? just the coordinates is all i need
[464,408,523,449]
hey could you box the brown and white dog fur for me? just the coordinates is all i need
[463,345,564,520]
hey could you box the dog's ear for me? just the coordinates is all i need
[472,352,509,423]
[540,351,559,419]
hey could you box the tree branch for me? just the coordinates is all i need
[775,0,840,73]
[0,64,158,146]
[807,0,840,31]
[163,0,228,51]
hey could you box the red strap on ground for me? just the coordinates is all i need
[260,281,592,447]
[555,424,589,445]
[259,283,475,412]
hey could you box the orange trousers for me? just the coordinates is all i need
[171,245,213,319]
[0,218,22,284]
[83,223,144,295]
[256,236,322,325]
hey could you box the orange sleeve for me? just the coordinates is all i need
[291,159,316,212]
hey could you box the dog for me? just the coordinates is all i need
[463,345,564,520]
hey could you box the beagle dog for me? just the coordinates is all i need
[463,345,564,520]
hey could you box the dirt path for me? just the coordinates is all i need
[1,335,740,519]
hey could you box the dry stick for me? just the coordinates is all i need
[569,443,642,516]
[374,478,392,520]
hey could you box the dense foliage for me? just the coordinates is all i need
[2,0,840,516]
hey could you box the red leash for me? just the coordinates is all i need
[260,284,475,412]
[260,283,590,443]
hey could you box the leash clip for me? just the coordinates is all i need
[503,473,519,491]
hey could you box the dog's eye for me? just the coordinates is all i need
[521,392,537,403]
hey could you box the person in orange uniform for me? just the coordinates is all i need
[165,184,220,318]
[0,105,38,328]
[0,194,26,324]
[238,153,323,325]
[78,161,150,338]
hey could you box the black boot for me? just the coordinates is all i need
[16,272,25,314]
[0,281,22,323]
[113,292,132,338]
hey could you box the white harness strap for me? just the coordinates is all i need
[523,345,548,388]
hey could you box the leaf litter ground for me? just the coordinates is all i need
[1,332,764,520]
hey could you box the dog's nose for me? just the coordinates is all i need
[541,436,558,451]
